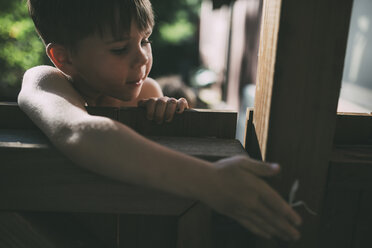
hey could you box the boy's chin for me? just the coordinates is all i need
[111,94,139,104]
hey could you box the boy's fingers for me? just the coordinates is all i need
[137,99,146,107]
[164,98,177,122]
[239,211,287,240]
[253,200,301,240]
[176,98,189,113]
[220,155,279,177]
[154,97,168,124]
[240,158,280,177]
[235,216,272,239]
[261,189,302,227]
[143,98,156,120]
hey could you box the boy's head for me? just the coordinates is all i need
[27,0,154,50]
[27,0,156,103]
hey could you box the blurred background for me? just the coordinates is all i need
[0,0,203,102]
[0,0,371,142]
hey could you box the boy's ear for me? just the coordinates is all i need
[46,43,77,76]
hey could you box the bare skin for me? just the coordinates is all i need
[18,21,302,241]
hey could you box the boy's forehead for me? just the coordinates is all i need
[102,24,153,43]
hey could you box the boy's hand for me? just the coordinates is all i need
[204,155,302,241]
[138,97,189,124]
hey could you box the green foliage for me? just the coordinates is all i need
[0,0,47,90]
[150,0,201,79]
[159,15,195,44]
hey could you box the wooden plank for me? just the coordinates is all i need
[0,212,56,248]
[1,103,237,138]
[0,212,107,248]
[86,106,119,120]
[0,129,246,161]
[118,107,237,139]
[0,147,194,215]
[0,102,37,129]
[352,190,372,248]
[0,130,245,214]
[252,0,354,247]
[210,212,256,248]
[71,213,118,247]
[118,214,177,248]
[334,113,372,145]
[329,146,372,189]
[319,146,372,247]
[319,189,361,248]
[177,203,211,248]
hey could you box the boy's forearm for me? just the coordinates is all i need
[51,115,216,201]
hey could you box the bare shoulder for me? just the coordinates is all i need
[22,65,65,89]
[19,65,85,108]
[138,77,163,99]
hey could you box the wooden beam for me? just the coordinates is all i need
[252,0,354,247]
[177,203,211,248]
[0,130,245,214]
[334,113,372,145]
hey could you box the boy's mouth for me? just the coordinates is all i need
[126,79,143,86]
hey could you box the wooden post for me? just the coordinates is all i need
[252,0,354,247]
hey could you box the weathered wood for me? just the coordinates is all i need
[1,103,237,138]
[352,190,372,248]
[319,144,372,248]
[0,102,37,129]
[176,203,211,248]
[0,212,107,248]
[253,0,354,247]
[72,213,118,247]
[0,103,242,247]
[0,212,56,248]
[0,131,245,214]
[0,147,194,215]
[118,107,237,139]
[118,214,177,248]
[319,189,361,248]
[334,113,372,145]
[329,146,372,189]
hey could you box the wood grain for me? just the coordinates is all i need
[118,107,237,139]
[177,203,211,248]
[0,103,242,247]
[252,0,354,247]
[0,102,37,129]
[334,113,372,145]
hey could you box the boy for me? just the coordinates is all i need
[19,0,302,241]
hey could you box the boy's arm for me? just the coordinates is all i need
[18,65,301,241]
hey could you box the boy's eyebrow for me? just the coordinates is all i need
[105,29,153,44]
[105,36,130,44]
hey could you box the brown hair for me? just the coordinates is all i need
[27,0,154,49]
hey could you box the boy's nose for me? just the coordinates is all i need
[132,47,149,68]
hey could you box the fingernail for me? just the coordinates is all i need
[270,163,279,169]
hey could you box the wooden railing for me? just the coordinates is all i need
[245,109,372,248]
[0,102,251,248]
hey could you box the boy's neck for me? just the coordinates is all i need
[71,80,136,107]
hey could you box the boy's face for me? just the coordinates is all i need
[69,21,153,102]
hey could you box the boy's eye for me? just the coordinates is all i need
[110,46,129,55]
[141,39,152,46]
